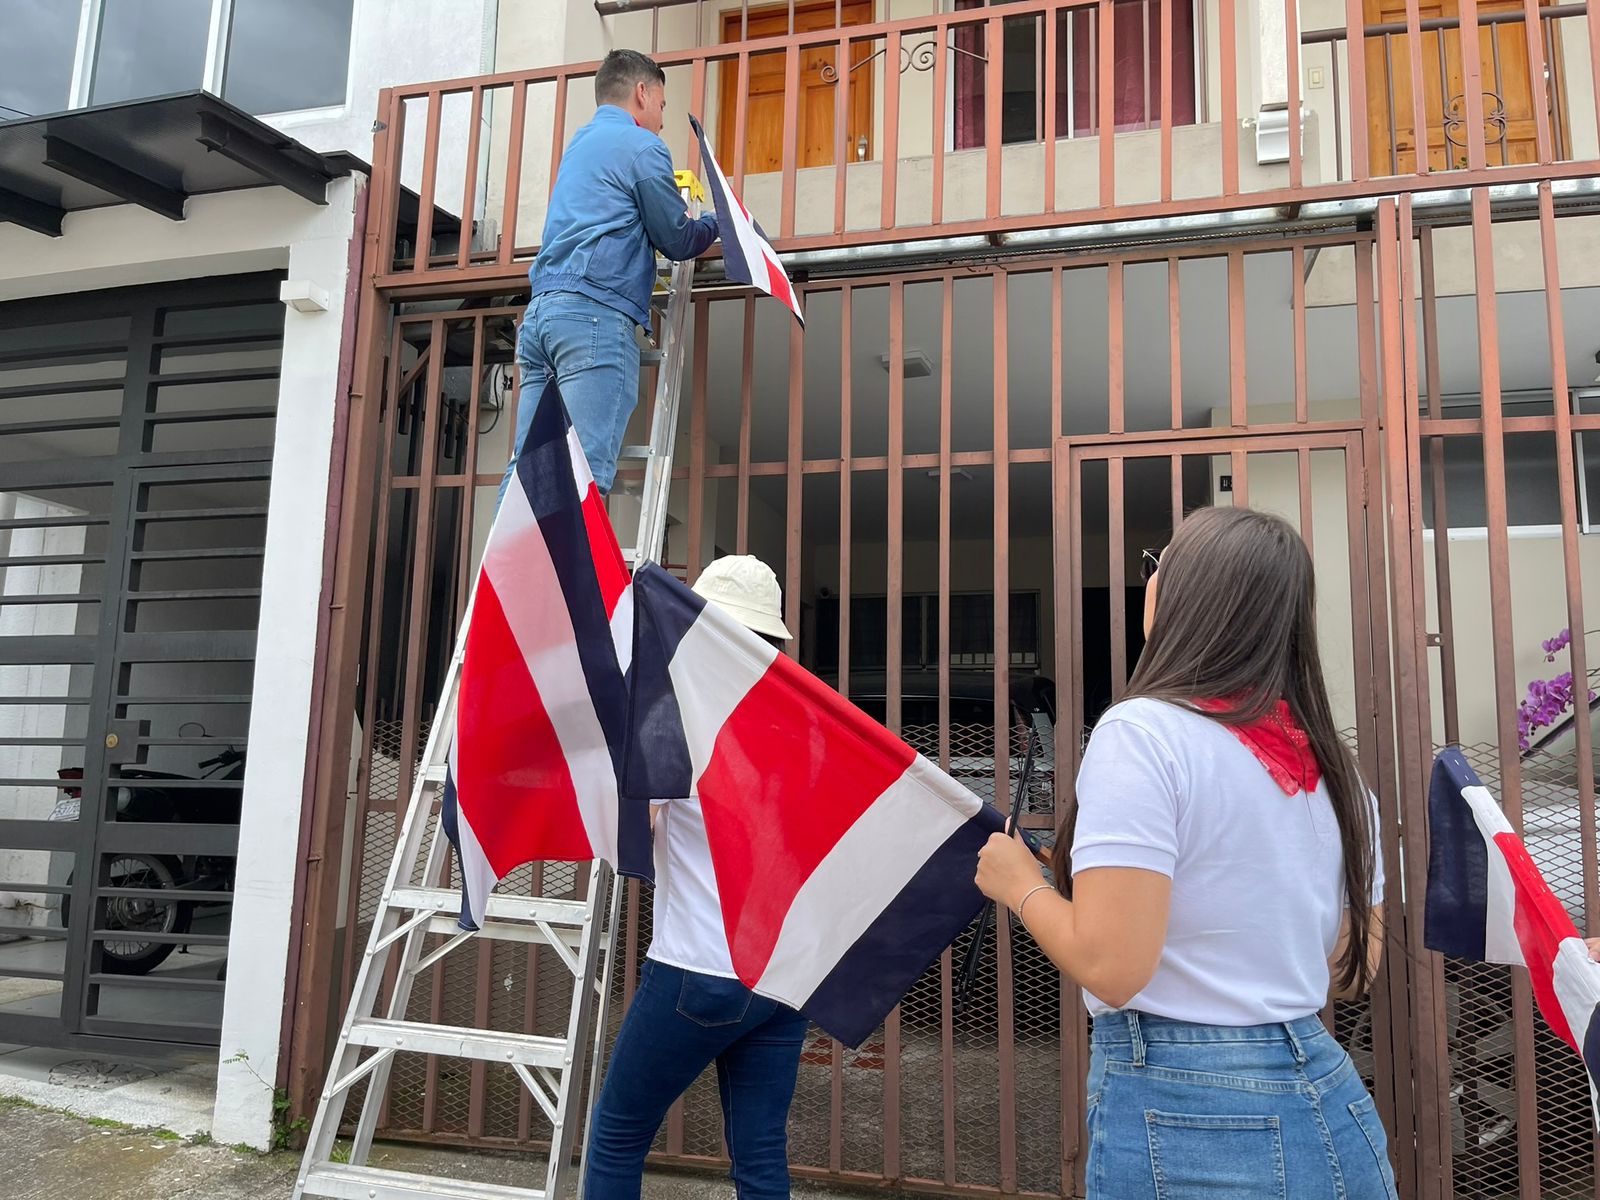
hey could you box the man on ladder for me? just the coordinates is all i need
[498,48,719,505]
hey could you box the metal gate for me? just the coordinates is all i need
[0,276,283,1052]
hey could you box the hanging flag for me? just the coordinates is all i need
[688,113,804,326]
[1425,747,1600,1125]
[442,378,651,930]
[623,560,1003,1046]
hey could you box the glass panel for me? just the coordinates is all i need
[0,1,81,120]
[159,302,283,339]
[222,0,355,114]
[90,0,213,107]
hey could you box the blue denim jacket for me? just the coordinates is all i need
[529,106,719,328]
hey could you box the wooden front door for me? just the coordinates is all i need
[717,0,874,174]
[1363,0,1565,174]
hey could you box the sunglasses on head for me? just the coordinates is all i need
[1140,547,1163,583]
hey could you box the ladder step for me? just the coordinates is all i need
[300,1163,548,1200]
[388,886,592,928]
[347,1017,568,1066]
[616,444,655,461]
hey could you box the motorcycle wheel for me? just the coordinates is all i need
[63,855,193,976]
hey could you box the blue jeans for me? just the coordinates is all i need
[583,960,808,1200]
[499,292,640,503]
[1085,1010,1398,1199]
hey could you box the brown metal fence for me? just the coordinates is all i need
[286,187,1600,1196]
[281,2,1600,1194]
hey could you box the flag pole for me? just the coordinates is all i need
[957,725,1041,1014]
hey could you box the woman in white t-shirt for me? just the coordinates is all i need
[976,505,1395,1199]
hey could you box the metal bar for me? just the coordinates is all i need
[733,51,751,194]
[497,81,528,267]
[1108,260,1125,435]
[781,44,801,240]
[1461,0,1490,171]
[1228,250,1246,427]
[992,271,1015,1195]
[1344,0,1370,178]
[834,34,849,235]
[1044,5,1059,212]
[838,286,853,701]
[987,16,1004,219]
[1291,245,1310,424]
[785,317,804,652]
[884,277,905,1183]
[1524,0,1556,162]
[456,88,485,269]
[932,21,949,226]
[1099,0,1116,206]
[1156,0,1172,199]
[939,275,954,774]
[1109,456,1127,697]
[1220,0,1239,193]
[1052,266,1064,445]
[1169,257,1182,430]
[412,92,444,276]
[883,29,902,230]
[1286,0,1303,187]
[1419,228,1460,743]
[737,299,755,553]
[687,297,710,577]
[1467,188,1541,1196]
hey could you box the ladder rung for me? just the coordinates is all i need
[388,885,592,928]
[422,762,448,784]
[616,444,655,461]
[299,1163,548,1200]
[347,1017,568,1066]
[420,911,586,951]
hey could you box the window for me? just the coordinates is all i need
[953,0,1199,149]
[90,0,214,106]
[223,0,355,115]
[0,1,81,120]
[8,0,356,120]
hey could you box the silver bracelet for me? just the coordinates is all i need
[1016,883,1054,925]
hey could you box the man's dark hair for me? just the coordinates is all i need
[595,49,666,105]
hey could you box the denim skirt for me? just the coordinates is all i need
[1085,1010,1398,1199]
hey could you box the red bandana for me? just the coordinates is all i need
[1195,698,1321,797]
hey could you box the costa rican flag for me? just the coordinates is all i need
[623,561,1003,1046]
[442,379,650,930]
[1425,748,1600,1125]
[688,114,804,326]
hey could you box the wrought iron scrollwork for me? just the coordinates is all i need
[1442,91,1509,150]
[820,38,985,83]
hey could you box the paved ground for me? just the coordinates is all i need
[0,1098,875,1200]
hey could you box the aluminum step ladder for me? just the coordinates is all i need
[294,173,705,1200]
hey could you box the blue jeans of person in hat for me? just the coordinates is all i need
[497,291,639,506]
[582,959,809,1200]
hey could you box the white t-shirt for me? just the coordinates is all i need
[1071,697,1384,1025]
[645,795,738,978]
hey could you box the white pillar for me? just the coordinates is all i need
[211,177,359,1150]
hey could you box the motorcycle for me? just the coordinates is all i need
[54,747,243,976]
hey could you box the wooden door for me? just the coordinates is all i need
[1363,0,1565,174]
[717,0,874,174]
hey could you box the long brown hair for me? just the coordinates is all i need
[1050,505,1378,994]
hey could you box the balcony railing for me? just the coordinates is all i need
[1304,2,1592,182]
[367,0,1600,291]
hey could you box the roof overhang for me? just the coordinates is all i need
[0,91,354,237]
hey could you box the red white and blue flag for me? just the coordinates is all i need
[1426,747,1600,1125]
[624,561,1003,1046]
[442,379,649,929]
[688,114,804,327]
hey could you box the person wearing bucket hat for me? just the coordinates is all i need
[583,555,805,1200]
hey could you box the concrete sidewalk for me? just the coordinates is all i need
[0,1098,875,1200]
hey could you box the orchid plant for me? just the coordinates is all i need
[1517,628,1600,753]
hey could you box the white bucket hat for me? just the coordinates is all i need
[692,555,793,641]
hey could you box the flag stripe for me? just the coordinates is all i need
[753,755,991,1007]
[797,810,1002,1047]
[456,574,595,869]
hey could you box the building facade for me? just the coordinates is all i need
[0,0,496,1149]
